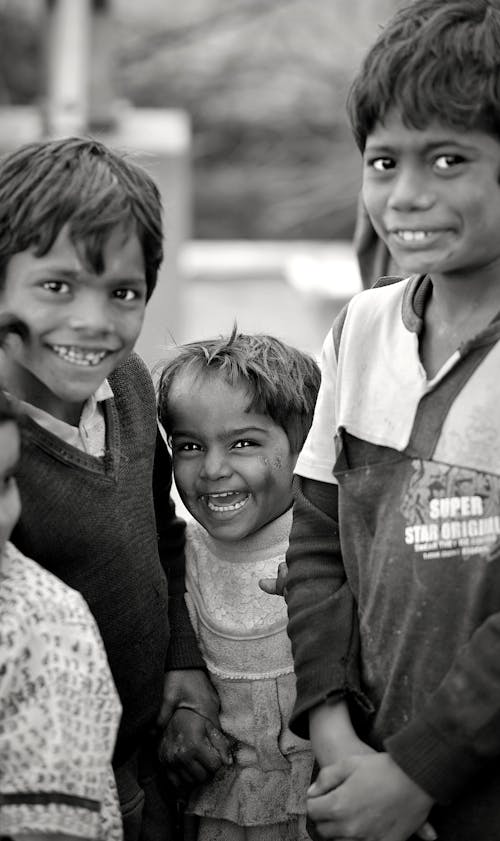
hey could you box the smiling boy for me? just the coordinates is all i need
[284,2,500,840]
[0,137,221,841]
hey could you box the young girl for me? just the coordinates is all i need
[0,318,123,841]
[157,331,321,841]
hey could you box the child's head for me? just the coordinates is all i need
[0,137,162,422]
[348,0,500,281]
[347,0,500,151]
[0,137,163,297]
[158,330,320,542]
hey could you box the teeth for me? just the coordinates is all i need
[51,345,108,367]
[396,230,432,242]
[205,492,248,513]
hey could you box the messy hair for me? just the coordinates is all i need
[0,137,163,298]
[157,329,321,453]
[347,0,500,150]
[0,313,27,423]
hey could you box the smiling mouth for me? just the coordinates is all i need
[204,491,250,513]
[50,345,111,367]
[392,230,442,243]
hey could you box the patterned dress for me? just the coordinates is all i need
[184,511,313,841]
[0,541,123,840]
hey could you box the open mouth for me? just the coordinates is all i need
[50,345,110,367]
[391,229,445,244]
[204,491,249,513]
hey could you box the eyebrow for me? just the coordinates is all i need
[172,426,269,438]
[364,139,477,154]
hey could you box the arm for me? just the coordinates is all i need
[153,427,232,784]
[285,474,372,739]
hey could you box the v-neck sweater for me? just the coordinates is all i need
[11,352,196,765]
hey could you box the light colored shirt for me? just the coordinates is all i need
[19,379,113,457]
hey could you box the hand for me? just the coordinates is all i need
[307,752,435,841]
[158,669,221,731]
[158,707,233,791]
[259,561,288,596]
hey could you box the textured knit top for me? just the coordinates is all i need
[185,511,313,827]
[287,275,500,839]
[0,541,122,840]
[11,353,203,765]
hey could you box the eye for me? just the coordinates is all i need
[42,280,70,294]
[232,439,257,449]
[434,154,466,172]
[113,288,143,302]
[174,441,203,454]
[367,156,395,172]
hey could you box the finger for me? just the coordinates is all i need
[206,726,233,765]
[307,761,351,796]
[258,577,278,595]
[175,758,214,786]
[416,821,438,841]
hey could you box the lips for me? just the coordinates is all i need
[203,490,249,513]
[50,344,111,367]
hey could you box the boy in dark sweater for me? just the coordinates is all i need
[285,1,500,840]
[0,137,227,841]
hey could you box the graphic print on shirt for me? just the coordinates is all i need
[401,460,500,561]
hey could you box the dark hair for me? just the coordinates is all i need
[0,137,163,299]
[0,314,27,424]
[347,0,500,150]
[157,329,321,453]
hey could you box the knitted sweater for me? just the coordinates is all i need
[11,353,202,765]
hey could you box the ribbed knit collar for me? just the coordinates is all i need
[193,507,293,563]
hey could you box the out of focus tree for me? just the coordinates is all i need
[1,0,399,239]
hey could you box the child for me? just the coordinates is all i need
[284,1,500,840]
[0,137,224,841]
[0,317,122,840]
[157,331,321,841]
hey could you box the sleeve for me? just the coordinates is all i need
[385,611,500,803]
[286,477,371,739]
[0,612,111,839]
[286,328,372,739]
[153,425,206,671]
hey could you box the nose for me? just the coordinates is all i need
[68,292,113,335]
[387,167,435,213]
[200,447,232,481]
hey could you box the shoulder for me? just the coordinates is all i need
[1,542,101,642]
[333,275,415,354]
[109,351,154,396]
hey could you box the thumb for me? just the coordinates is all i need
[258,577,278,595]
[416,821,438,841]
[308,760,351,797]
[205,723,234,766]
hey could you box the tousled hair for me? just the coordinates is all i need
[0,314,27,424]
[347,0,500,150]
[157,329,321,453]
[0,137,163,298]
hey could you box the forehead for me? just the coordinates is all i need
[366,111,500,153]
[3,223,146,289]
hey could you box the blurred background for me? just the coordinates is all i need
[0,0,399,362]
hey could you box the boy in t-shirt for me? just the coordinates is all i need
[285,1,500,839]
[0,137,226,841]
